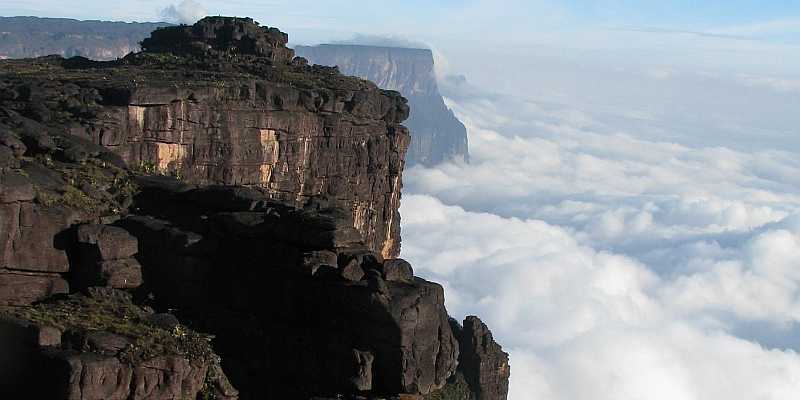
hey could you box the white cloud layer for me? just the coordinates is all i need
[400,79,800,399]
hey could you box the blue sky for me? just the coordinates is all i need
[3,0,800,42]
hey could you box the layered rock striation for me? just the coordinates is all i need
[0,17,508,400]
[0,16,409,258]
[0,16,169,60]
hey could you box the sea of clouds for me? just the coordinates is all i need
[400,71,800,399]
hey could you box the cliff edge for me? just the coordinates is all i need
[0,17,508,400]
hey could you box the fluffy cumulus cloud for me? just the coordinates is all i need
[161,0,207,24]
[399,80,800,399]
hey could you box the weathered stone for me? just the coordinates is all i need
[338,248,383,271]
[76,224,138,261]
[340,259,365,282]
[131,356,208,400]
[455,316,510,400]
[349,349,374,391]
[146,313,180,330]
[0,16,509,400]
[17,120,56,155]
[54,351,134,400]
[0,146,18,168]
[0,316,62,347]
[301,250,338,275]
[0,203,78,273]
[37,325,63,347]
[97,258,143,289]
[0,271,68,306]
[0,291,238,399]
[0,172,34,203]
[72,224,142,290]
[208,363,240,400]
[0,16,410,259]
[382,258,414,283]
[142,17,294,63]
[86,331,131,354]
[367,269,389,296]
[0,129,27,157]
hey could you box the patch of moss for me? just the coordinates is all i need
[2,291,217,364]
[131,160,159,176]
[199,368,220,400]
[31,156,138,215]
[33,185,59,207]
[61,184,101,210]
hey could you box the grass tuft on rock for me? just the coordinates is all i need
[2,289,217,364]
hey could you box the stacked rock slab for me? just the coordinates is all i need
[0,94,239,398]
[73,224,143,289]
[0,289,238,399]
[0,134,75,305]
[0,111,142,306]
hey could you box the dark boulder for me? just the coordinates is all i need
[382,259,414,283]
[73,224,142,290]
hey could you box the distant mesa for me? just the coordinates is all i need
[297,44,470,166]
[0,16,169,60]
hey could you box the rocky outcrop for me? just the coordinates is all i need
[0,110,137,306]
[0,17,508,400]
[0,17,169,60]
[118,178,459,398]
[0,289,237,399]
[452,317,510,400]
[0,17,409,259]
[296,44,469,166]
[73,224,143,290]
[141,16,293,63]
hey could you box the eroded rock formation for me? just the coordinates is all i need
[0,17,508,400]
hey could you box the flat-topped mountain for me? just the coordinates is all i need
[0,16,508,400]
[0,16,168,60]
[280,44,470,166]
[0,17,470,167]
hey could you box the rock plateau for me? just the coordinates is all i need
[0,17,508,400]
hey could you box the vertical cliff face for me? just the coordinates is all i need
[0,17,169,60]
[0,18,469,168]
[2,16,410,259]
[0,17,508,400]
[296,44,469,166]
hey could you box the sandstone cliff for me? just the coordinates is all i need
[0,17,508,400]
[296,44,469,166]
[0,17,470,168]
